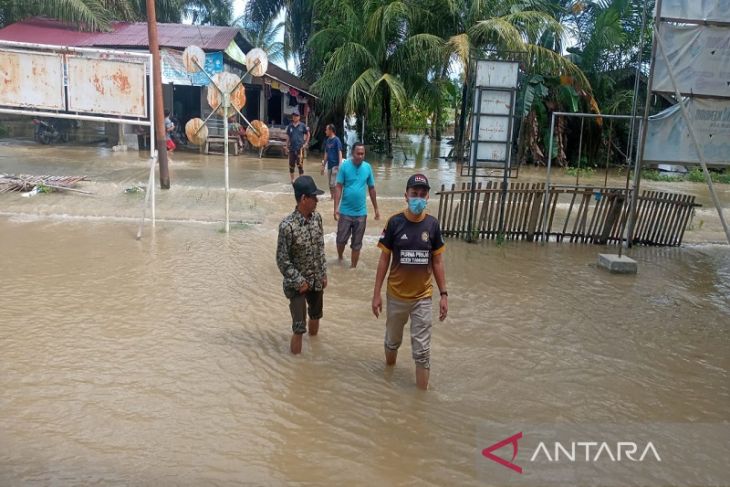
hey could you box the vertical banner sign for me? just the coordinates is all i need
[644,98,730,165]
[651,24,730,98]
[660,0,730,22]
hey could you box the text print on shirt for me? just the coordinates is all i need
[400,249,429,264]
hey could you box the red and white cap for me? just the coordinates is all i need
[406,173,430,190]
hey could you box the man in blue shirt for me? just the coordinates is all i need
[334,142,380,268]
[285,109,310,183]
[320,123,343,201]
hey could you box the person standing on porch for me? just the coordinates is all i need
[285,109,310,183]
[334,142,380,268]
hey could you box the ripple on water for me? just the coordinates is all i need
[1,171,728,484]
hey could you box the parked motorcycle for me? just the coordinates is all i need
[32,118,70,144]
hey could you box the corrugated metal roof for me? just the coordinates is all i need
[82,22,240,51]
[0,19,240,51]
[0,17,101,46]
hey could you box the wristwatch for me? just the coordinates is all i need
[440,291,448,297]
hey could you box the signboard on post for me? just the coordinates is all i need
[0,49,65,110]
[0,41,157,239]
[466,60,520,178]
[66,57,148,117]
[475,60,519,89]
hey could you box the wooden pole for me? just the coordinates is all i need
[146,0,170,189]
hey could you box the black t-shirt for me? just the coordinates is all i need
[286,122,309,151]
[377,211,445,300]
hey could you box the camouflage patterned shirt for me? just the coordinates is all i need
[276,208,327,297]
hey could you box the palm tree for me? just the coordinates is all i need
[437,0,590,162]
[309,0,443,156]
[245,0,315,79]
[179,0,231,25]
[0,0,232,30]
[233,14,286,64]
[558,0,653,165]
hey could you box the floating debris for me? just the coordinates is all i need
[21,187,40,198]
[0,174,90,194]
[124,185,146,194]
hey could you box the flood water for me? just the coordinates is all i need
[1,136,728,485]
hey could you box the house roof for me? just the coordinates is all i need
[81,22,241,51]
[0,17,101,45]
[0,18,313,95]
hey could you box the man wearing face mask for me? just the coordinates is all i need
[371,174,448,390]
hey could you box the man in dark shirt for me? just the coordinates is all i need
[372,174,448,390]
[276,175,327,354]
[285,109,310,183]
[320,123,343,200]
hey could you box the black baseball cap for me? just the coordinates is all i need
[406,173,430,190]
[293,175,324,197]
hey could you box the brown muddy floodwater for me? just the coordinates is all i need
[1,137,729,485]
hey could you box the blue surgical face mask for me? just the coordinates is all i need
[408,197,427,215]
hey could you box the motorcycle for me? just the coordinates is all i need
[32,118,70,144]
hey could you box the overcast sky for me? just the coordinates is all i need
[233,0,246,20]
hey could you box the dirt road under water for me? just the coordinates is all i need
[1,138,728,485]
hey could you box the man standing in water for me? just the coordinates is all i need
[371,174,448,390]
[276,176,327,354]
[334,142,380,268]
[285,109,310,183]
[320,123,343,201]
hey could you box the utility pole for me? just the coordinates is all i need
[146,0,170,189]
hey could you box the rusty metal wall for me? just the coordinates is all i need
[66,57,147,118]
[0,49,65,110]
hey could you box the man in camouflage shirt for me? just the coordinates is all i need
[276,175,328,354]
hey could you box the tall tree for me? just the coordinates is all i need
[245,0,315,79]
[233,13,286,63]
[309,0,443,155]
[0,0,232,30]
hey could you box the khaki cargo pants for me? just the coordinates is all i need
[384,294,433,369]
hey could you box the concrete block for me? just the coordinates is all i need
[597,254,638,274]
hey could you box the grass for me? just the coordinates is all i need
[565,167,596,178]
[686,168,730,184]
[639,168,730,184]
[640,170,683,182]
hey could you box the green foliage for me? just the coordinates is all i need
[393,102,431,131]
[638,169,730,184]
[641,170,682,182]
[565,166,595,178]
[686,168,730,184]
[233,13,286,63]
[0,0,232,31]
